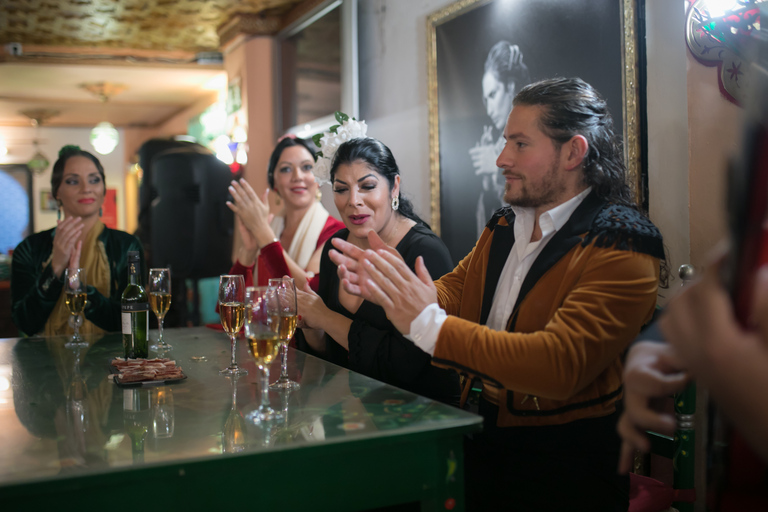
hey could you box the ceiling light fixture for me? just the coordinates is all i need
[79,82,127,155]
[19,109,59,174]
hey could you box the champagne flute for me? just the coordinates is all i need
[244,286,282,424]
[219,275,247,376]
[269,278,300,390]
[64,268,88,347]
[148,268,172,352]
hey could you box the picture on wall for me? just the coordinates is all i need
[427,0,641,263]
[40,190,58,211]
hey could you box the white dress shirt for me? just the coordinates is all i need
[407,187,592,356]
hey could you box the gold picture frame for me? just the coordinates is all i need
[427,0,641,258]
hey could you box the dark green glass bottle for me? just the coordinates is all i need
[121,251,148,358]
[123,389,150,464]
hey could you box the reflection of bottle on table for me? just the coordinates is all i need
[123,388,151,463]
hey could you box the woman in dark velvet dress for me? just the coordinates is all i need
[11,146,143,337]
[296,137,460,406]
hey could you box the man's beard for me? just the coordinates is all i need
[504,158,566,209]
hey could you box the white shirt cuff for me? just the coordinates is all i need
[405,303,447,356]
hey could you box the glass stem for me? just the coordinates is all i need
[73,314,80,340]
[259,365,269,411]
[230,334,237,368]
[280,343,289,379]
[158,317,164,344]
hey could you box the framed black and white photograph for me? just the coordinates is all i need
[427,0,641,263]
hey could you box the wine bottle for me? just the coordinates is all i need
[121,251,148,359]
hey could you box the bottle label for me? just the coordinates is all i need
[122,302,148,312]
[122,312,131,335]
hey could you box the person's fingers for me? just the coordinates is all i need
[69,240,82,269]
[329,248,360,273]
[230,182,251,207]
[341,277,364,297]
[362,277,394,310]
[628,365,688,397]
[616,415,651,454]
[331,238,366,260]
[337,263,360,286]
[626,406,677,437]
[655,349,689,376]
[239,178,259,199]
[225,201,239,214]
[261,187,270,205]
[373,250,413,283]
[362,257,401,300]
[414,256,433,285]
[617,440,636,475]
[366,230,390,253]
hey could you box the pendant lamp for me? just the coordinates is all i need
[79,82,127,155]
[19,109,59,174]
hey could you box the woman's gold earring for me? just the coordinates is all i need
[275,195,281,206]
[316,189,322,201]
[391,196,399,211]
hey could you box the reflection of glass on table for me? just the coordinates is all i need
[152,387,174,439]
[222,375,246,454]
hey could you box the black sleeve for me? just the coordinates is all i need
[10,236,62,336]
[402,226,454,280]
[347,316,435,386]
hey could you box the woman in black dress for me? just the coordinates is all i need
[296,137,460,406]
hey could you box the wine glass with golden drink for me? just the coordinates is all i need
[148,268,172,352]
[244,286,282,424]
[268,278,300,390]
[218,275,247,376]
[64,268,88,347]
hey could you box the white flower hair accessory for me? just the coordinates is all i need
[311,111,368,185]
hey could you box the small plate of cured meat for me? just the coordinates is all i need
[109,357,187,387]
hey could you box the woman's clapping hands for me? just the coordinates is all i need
[226,179,277,248]
[51,217,84,278]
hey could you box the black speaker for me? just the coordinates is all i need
[149,151,234,279]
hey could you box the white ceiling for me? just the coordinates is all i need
[0,62,226,128]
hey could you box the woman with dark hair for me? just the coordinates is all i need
[296,133,460,405]
[471,41,531,236]
[11,145,143,336]
[225,136,343,291]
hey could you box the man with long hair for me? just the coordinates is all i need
[329,77,666,511]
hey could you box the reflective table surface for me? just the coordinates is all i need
[0,327,481,511]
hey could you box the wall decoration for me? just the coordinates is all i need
[40,189,57,211]
[427,0,641,262]
[685,0,762,106]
